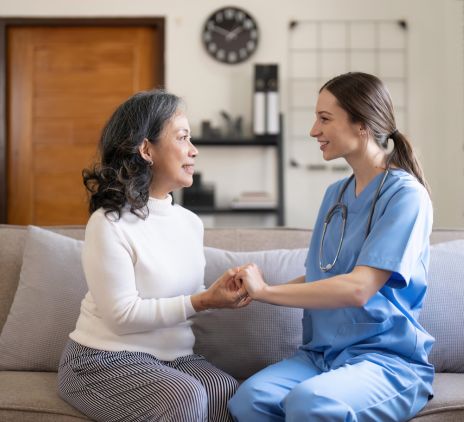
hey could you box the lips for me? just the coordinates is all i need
[318,141,329,151]
[182,164,195,175]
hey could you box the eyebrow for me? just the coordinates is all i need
[177,128,191,134]
[316,110,333,116]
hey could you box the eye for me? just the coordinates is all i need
[178,135,191,142]
[320,116,329,123]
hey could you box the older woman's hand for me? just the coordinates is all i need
[191,268,252,312]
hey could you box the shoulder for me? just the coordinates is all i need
[173,204,204,228]
[380,170,433,226]
[85,206,140,236]
[385,170,430,205]
[85,208,120,237]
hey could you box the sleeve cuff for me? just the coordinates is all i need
[184,295,197,318]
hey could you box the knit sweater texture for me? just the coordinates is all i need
[70,195,205,361]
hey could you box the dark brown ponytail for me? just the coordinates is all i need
[321,72,431,196]
[388,130,431,195]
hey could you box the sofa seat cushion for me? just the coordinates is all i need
[0,371,89,421]
[0,371,462,422]
[414,373,464,420]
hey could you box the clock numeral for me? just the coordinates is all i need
[236,11,245,21]
[225,8,235,20]
[247,40,256,51]
[228,52,238,63]
[207,21,215,31]
[250,29,258,40]
[215,12,223,23]
[203,33,212,42]
[244,19,254,30]
[216,49,226,60]
[239,48,248,59]
[208,43,217,53]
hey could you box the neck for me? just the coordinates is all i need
[149,186,170,199]
[346,145,388,195]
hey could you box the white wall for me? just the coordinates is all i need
[1,0,462,228]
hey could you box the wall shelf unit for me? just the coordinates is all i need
[183,119,285,226]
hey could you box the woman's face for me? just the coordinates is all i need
[310,89,364,161]
[149,111,198,198]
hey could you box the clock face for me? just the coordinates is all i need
[202,7,259,64]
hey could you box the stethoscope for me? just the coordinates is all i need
[319,167,391,272]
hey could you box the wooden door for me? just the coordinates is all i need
[7,26,160,225]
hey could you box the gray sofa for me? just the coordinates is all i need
[0,224,463,421]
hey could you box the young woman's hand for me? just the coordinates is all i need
[191,268,252,312]
[235,263,268,300]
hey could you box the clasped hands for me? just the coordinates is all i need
[194,264,266,312]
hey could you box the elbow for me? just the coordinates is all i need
[104,301,146,335]
[348,285,370,308]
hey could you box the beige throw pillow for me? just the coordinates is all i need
[0,226,86,371]
[192,246,307,380]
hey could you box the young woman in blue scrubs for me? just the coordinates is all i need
[228,72,434,422]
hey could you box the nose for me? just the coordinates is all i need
[188,139,198,157]
[309,120,320,138]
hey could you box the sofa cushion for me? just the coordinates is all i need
[0,226,86,371]
[192,246,306,380]
[419,240,464,373]
[0,371,90,421]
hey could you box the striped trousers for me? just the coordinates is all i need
[58,339,238,422]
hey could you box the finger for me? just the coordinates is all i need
[237,295,252,307]
[236,285,248,296]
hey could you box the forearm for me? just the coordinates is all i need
[256,275,365,309]
[286,275,306,284]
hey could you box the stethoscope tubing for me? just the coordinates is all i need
[319,168,390,272]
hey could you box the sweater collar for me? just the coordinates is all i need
[147,194,174,215]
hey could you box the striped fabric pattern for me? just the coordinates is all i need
[58,340,237,421]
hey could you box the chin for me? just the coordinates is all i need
[182,177,194,188]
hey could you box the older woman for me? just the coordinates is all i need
[58,90,250,422]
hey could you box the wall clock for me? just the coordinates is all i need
[202,6,259,64]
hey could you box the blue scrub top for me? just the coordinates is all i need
[303,169,434,368]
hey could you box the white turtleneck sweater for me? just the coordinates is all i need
[69,195,206,361]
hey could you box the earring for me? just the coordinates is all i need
[147,160,153,166]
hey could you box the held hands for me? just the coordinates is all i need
[192,268,252,312]
[235,263,268,300]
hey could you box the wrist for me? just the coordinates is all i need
[191,291,210,312]
[254,284,271,302]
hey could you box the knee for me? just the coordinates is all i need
[228,382,254,420]
[171,378,208,422]
[211,373,239,403]
[285,386,355,422]
[228,379,279,421]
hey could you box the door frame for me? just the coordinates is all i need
[0,17,165,223]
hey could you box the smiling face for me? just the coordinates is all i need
[146,111,198,198]
[309,89,364,162]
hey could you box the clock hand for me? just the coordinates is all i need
[211,25,231,37]
[226,26,244,40]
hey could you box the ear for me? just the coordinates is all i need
[358,124,369,139]
[138,138,154,164]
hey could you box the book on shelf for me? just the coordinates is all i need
[230,191,276,209]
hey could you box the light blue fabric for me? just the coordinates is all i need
[303,169,434,366]
[229,169,434,421]
[229,350,432,422]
